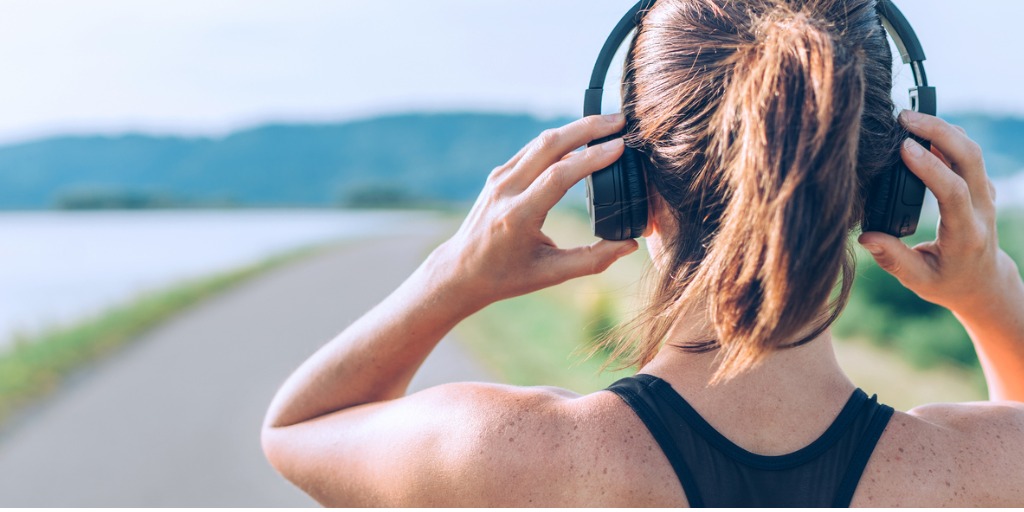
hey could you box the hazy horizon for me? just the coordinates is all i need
[2,1,1023,145]
[3,107,1024,150]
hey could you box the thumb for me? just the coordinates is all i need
[857,231,926,284]
[555,239,639,279]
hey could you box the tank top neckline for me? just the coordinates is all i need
[628,373,870,470]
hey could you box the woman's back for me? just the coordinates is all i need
[390,375,1021,507]
[606,374,894,507]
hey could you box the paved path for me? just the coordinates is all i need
[0,229,494,507]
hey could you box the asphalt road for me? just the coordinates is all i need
[0,229,494,507]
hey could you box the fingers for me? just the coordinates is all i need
[900,138,975,233]
[498,144,532,176]
[549,239,639,281]
[900,110,978,170]
[900,110,992,207]
[858,231,930,286]
[509,114,626,189]
[930,145,952,168]
[523,138,625,213]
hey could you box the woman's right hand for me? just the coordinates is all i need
[858,110,1022,318]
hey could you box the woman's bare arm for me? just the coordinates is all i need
[262,114,635,429]
[859,111,1024,504]
[859,110,1024,403]
[951,259,1024,403]
[260,115,638,504]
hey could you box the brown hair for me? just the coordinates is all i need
[599,0,905,382]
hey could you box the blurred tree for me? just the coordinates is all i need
[339,182,423,209]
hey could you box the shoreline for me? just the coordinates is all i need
[0,242,331,428]
[0,208,446,351]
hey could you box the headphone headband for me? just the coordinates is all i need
[584,0,933,117]
[584,0,653,117]
[583,0,937,240]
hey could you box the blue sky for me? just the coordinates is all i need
[0,0,1021,144]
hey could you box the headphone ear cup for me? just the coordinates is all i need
[619,146,649,239]
[863,155,925,237]
[587,140,649,240]
[863,166,895,234]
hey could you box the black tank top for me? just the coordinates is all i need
[606,374,894,507]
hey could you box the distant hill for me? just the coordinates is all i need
[0,113,572,210]
[941,114,1024,179]
[0,112,1019,210]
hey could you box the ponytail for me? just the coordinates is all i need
[597,0,895,383]
[701,11,863,381]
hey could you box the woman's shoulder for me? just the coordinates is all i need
[854,401,1024,506]
[906,398,1024,429]
[408,381,683,506]
[267,380,676,506]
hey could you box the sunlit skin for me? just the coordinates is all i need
[261,111,1024,507]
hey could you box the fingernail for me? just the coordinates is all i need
[600,138,624,153]
[618,243,638,256]
[862,243,883,256]
[603,113,624,123]
[904,138,924,156]
[899,109,921,122]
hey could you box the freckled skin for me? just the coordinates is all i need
[267,378,1024,506]
[850,405,1024,506]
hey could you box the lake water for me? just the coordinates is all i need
[0,209,449,350]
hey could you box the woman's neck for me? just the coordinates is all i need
[643,329,854,395]
[640,297,855,393]
[638,322,859,455]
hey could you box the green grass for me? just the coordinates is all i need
[453,210,643,393]
[0,245,325,424]
[456,286,636,393]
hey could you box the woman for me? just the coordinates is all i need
[262,0,1024,506]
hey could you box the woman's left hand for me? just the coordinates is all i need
[428,114,640,312]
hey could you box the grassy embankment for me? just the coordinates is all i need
[0,245,326,424]
[455,209,997,411]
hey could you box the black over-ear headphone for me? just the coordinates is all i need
[584,0,937,240]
